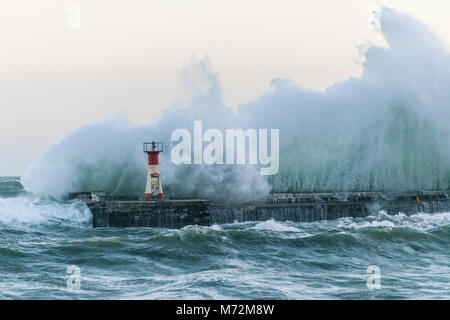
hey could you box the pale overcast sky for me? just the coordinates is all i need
[1,0,450,176]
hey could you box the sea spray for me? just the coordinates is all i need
[22,7,450,200]
[21,62,270,201]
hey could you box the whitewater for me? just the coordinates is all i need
[1,177,449,299]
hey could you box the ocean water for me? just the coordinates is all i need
[0,176,449,299]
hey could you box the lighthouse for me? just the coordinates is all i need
[143,141,164,199]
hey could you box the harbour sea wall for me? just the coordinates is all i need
[69,191,450,228]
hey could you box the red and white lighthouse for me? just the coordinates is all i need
[143,141,164,199]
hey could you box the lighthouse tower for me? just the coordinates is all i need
[143,141,164,199]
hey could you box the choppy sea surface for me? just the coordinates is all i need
[0,176,449,299]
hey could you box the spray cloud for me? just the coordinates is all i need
[22,7,450,201]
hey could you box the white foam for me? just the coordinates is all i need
[337,211,450,232]
[253,219,302,233]
[0,196,91,226]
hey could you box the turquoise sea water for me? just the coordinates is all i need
[0,177,449,299]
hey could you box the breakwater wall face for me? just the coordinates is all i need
[90,200,210,228]
[210,200,450,224]
[73,191,450,228]
[210,203,372,224]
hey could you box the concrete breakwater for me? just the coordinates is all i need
[69,191,450,228]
